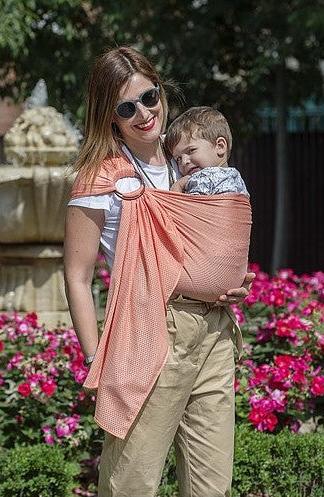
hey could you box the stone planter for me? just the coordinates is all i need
[4,146,77,167]
[0,244,72,327]
[0,104,79,327]
[0,165,75,243]
[0,165,75,325]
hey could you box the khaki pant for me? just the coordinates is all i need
[98,297,238,497]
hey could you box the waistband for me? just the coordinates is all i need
[168,294,217,311]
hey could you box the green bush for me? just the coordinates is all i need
[158,426,324,497]
[233,425,324,497]
[0,444,79,497]
[158,444,178,497]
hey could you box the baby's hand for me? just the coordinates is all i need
[171,175,190,193]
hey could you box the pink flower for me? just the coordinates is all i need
[56,423,70,438]
[42,425,55,445]
[256,327,273,343]
[78,390,86,401]
[49,366,59,376]
[97,252,106,263]
[44,434,55,444]
[27,373,45,384]
[40,348,57,362]
[18,382,32,397]
[295,399,304,410]
[288,419,301,433]
[269,366,292,390]
[310,376,324,396]
[7,352,24,370]
[302,301,321,316]
[274,355,294,368]
[315,333,324,351]
[231,305,245,324]
[25,312,38,326]
[98,268,110,278]
[268,389,287,412]
[63,345,73,356]
[55,414,80,438]
[292,371,307,385]
[18,322,28,334]
[248,364,271,388]
[97,267,111,288]
[277,269,295,280]
[74,368,88,384]
[266,289,286,307]
[274,315,309,344]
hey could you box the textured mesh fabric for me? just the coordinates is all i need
[70,156,252,438]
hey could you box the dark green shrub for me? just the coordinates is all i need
[0,444,79,497]
[158,426,324,497]
[158,445,178,496]
[233,425,324,497]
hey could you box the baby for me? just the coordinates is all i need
[165,106,249,197]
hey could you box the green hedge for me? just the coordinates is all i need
[233,425,324,497]
[159,425,324,497]
[0,428,322,497]
[0,444,79,497]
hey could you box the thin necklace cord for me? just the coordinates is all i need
[124,141,175,190]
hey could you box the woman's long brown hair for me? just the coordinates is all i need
[74,46,169,181]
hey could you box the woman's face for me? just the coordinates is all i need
[114,73,164,147]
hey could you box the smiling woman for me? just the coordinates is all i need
[73,48,169,178]
[64,46,255,497]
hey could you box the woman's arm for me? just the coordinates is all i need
[64,206,104,358]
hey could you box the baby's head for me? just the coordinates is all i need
[165,106,232,176]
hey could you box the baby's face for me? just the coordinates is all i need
[172,134,226,176]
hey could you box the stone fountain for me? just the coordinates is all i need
[0,81,78,326]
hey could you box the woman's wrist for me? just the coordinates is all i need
[83,354,95,367]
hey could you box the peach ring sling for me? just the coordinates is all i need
[70,155,252,438]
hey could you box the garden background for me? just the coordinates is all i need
[0,1,323,496]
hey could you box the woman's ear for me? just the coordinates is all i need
[215,136,228,157]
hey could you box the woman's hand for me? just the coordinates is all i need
[217,272,255,305]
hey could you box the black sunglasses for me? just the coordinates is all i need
[115,85,160,119]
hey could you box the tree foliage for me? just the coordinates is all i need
[1,0,324,132]
[0,0,120,120]
[111,0,324,138]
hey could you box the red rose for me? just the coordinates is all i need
[0,341,4,352]
[41,381,57,397]
[63,345,73,355]
[18,382,32,397]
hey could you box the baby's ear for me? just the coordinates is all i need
[215,136,227,157]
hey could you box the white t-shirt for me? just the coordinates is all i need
[68,145,180,268]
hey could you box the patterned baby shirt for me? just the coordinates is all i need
[186,166,249,197]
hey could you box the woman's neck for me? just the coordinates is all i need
[123,138,166,166]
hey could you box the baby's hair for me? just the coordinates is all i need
[165,106,232,159]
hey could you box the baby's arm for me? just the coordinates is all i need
[170,175,190,193]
